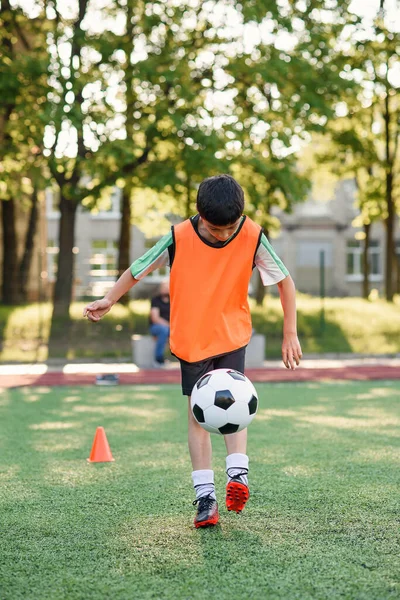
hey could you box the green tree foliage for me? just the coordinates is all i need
[86,0,231,282]
[219,0,361,303]
[45,0,233,346]
[0,0,49,304]
[225,0,360,212]
[43,0,128,348]
[4,0,396,331]
[314,1,400,300]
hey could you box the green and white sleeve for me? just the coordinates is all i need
[254,233,289,286]
[130,231,173,280]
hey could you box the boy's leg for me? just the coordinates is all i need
[188,398,219,527]
[216,348,250,513]
[188,397,212,471]
[181,357,219,527]
[224,427,247,456]
[223,430,250,513]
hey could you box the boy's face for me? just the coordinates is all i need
[200,216,242,242]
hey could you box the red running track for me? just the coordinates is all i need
[1,365,399,389]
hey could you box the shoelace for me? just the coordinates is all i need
[226,467,249,482]
[192,493,215,508]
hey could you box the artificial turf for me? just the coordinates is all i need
[0,381,399,599]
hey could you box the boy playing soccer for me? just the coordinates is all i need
[83,174,302,528]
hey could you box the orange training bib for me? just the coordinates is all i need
[169,216,261,363]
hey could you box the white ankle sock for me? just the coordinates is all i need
[191,469,216,500]
[226,453,249,486]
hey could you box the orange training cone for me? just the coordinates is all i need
[87,427,115,463]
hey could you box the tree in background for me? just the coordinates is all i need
[220,0,360,304]
[43,0,135,349]
[2,0,397,366]
[354,176,386,299]
[89,0,231,295]
[116,0,227,291]
[316,0,399,300]
[43,0,232,346]
[365,5,400,301]
[314,126,387,300]
[0,0,49,304]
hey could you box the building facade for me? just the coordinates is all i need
[270,179,400,297]
[45,187,151,299]
[41,180,400,300]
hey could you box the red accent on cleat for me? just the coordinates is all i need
[193,496,219,528]
[225,481,249,513]
[194,512,219,528]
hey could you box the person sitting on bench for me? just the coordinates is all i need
[149,280,170,367]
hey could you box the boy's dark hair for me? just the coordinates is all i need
[196,174,244,225]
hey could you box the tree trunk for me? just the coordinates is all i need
[48,194,78,356]
[383,88,395,301]
[384,171,394,301]
[18,185,39,302]
[117,182,132,305]
[117,0,134,306]
[362,222,370,300]
[1,198,20,305]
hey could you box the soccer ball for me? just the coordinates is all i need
[190,368,258,435]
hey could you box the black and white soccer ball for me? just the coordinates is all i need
[190,368,258,435]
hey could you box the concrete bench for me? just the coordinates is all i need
[245,333,266,368]
[131,334,156,368]
[132,333,266,369]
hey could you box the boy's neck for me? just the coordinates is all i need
[197,217,221,244]
[197,215,243,245]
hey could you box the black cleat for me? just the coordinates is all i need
[193,494,219,528]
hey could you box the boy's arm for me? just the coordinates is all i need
[83,269,138,322]
[253,233,301,368]
[277,275,302,370]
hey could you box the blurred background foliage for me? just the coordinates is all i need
[0,0,399,358]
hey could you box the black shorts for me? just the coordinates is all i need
[179,347,246,396]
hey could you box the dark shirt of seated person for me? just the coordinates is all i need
[149,280,170,366]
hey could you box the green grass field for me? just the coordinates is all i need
[1,381,399,599]
[1,294,400,361]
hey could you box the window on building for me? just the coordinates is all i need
[90,240,119,278]
[369,240,381,276]
[346,239,382,280]
[46,239,59,281]
[296,241,333,267]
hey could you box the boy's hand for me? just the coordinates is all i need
[282,333,302,370]
[83,298,113,322]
